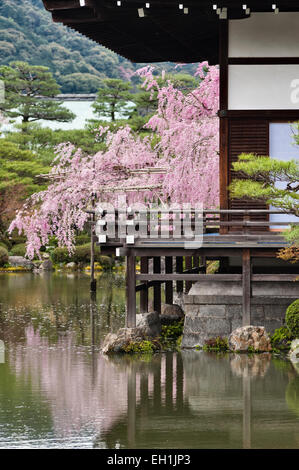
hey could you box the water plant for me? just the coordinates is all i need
[202,336,229,352]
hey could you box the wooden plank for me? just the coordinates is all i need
[126,253,136,328]
[165,256,173,305]
[136,274,242,282]
[153,257,161,314]
[242,248,251,326]
[252,274,299,281]
[140,257,149,313]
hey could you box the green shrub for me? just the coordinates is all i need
[270,325,294,351]
[11,236,26,246]
[286,299,299,337]
[123,340,159,354]
[75,234,90,245]
[10,243,26,257]
[51,243,113,268]
[203,336,229,352]
[0,242,8,250]
[0,246,9,267]
[161,320,184,340]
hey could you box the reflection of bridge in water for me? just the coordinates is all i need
[97,352,299,449]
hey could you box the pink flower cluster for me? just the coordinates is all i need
[9,62,219,258]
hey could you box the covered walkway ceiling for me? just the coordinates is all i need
[42,1,299,63]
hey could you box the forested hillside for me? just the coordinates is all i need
[0,0,198,93]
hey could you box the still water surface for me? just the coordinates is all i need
[0,272,298,449]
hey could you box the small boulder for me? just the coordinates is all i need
[66,262,77,270]
[41,259,53,271]
[8,256,33,269]
[101,327,146,354]
[229,326,272,352]
[136,311,161,337]
[289,339,299,364]
[160,303,184,325]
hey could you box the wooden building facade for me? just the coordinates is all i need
[43,1,299,335]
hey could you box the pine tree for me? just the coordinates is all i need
[92,78,134,121]
[0,61,75,128]
[229,152,299,262]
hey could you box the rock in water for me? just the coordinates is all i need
[101,328,146,354]
[136,312,161,337]
[289,339,299,364]
[160,304,184,325]
[101,313,162,354]
[229,326,272,352]
[41,259,53,271]
[8,256,33,269]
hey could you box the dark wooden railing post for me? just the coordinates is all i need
[140,257,149,313]
[126,251,136,327]
[153,257,161,314]
[242,248,252,326]
[185,256,192,293]
[165,256,173,305]
[176,257,183,294]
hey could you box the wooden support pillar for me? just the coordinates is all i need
[165,256,173,305]
[153,257,161,314]
[176,257,183,293]
[242,248,251,326]
[140,257,149,313]
[185,256,192,293]
[126,252,136,327]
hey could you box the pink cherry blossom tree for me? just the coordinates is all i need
[9,62,219,259]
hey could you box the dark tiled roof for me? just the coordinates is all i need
[42,1,299,63]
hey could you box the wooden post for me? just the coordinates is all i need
[185,256,192,293]
[242,248,251,326]
[176,257,183,294]
[165,256,173,305]
[126,252,136,327]
[140,257,149,313]
[153,257,161,314]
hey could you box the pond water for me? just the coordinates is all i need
[0,272,298,449]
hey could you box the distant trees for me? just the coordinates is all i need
[0,62,75,128]
[92,79,135,121]
[0,138,49,236]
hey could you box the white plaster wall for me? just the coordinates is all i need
[228,65,299,109]
[229,13,299,57]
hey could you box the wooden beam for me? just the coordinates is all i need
[252,274,299,282]
[153,257,161,314]
[140,257,149,313]
[165,256,173,305]
[242,248,251,326]
[126,252,136,327]
[176,257,183,294]
[137,274,242,282]
[185,256,192,293]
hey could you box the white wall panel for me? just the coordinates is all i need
[228,65,299,110]
[229,13,299,57]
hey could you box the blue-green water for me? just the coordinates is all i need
[0,272,298,449]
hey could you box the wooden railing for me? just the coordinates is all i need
[88,208,298,244]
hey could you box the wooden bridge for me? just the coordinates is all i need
[88,208,299,328]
